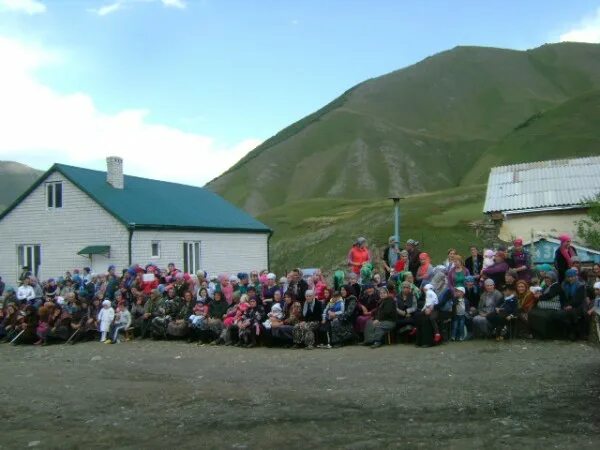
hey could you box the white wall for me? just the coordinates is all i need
[131,229,269,276]
[499,209,586,242]
[0,172,129,283]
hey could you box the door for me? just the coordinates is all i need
[183,242,201,274]
[17,244,41,278]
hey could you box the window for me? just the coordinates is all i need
[46,182,63,209]
[183,242,200,274]
[151,241,160,258]
[17,244,41,277]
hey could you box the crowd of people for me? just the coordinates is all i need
[1,233,599,349]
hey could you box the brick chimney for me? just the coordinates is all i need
[106,156,124,189]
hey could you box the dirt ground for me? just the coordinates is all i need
[0,339,599,449]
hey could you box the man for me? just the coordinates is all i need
[363,284,398,348]
[19,266,32,284]
[0,276,5,297]
[406,239,421,278]
[382,236,399,280]
[292,290,323,349]
[465,246,483,280]
[559,268,586,340]
[287,269,308,302]
[16,277,35,305]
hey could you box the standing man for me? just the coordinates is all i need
[465,246,483,281]
[382,236,399,281]
[406,239,421,278]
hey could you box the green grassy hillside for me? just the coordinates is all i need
[463,90,600,183]
[0,161,42,212]
[259,184,486,275]
[208,42,600,215]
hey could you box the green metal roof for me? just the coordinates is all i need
[0,163,271,234]
[78,245,110,256]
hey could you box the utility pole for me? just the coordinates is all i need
[388,196,405,243]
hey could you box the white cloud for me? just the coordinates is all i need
[0,0,46,15]
[90,0,186,16]
[0,36,261,187]
[161,0,186,9]
[560,8,600,43]
[92,2,122,16]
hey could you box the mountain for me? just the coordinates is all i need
[0,161,43,212]
[207,42,600,215]
[463,89,600,184]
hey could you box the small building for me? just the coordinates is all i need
[523,236,600,265]
[483,156,600,243]
[0,157,271,282]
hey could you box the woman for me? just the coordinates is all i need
[396,281,419,334]
[329,285,359,347]
[363,286,398,348]
[271,297,302,347]
[130,294,146,333]
[509,239,532,282]
[482,251,509,290]
[465,246,483,281]
[555,234,577,283]
[528,271,565,339]
[355,284,380,335]
[472,279,503,337]
[447,256,470,291]
[347,237,371,276]
[515,280,536,338]
[416,253,434,288]
[0,303,19,341]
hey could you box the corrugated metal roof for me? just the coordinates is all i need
[483,156,600,213]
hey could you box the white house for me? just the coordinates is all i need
[483,156,600,243]
[0,157,272,282]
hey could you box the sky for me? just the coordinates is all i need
[1,0,600,186]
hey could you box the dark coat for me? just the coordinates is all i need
[302,300,323,322]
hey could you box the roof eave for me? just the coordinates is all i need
[133,224,272,234]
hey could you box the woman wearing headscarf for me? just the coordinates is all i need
[355,284,380,335]
[329,285,359,347]
[515,280,536,338]
[555,234,577,284]
[509,238,532,282]
[528,271,566,339]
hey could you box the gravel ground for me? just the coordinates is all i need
[0,339,599,449]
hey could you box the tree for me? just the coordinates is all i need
[576,193,600,249]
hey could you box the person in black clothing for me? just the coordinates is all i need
[465,246,483,281]
[292,290,323,349]
[554,234,577,284]
[363,284,398,348]
[286,269,308,302]
[528,271,566,339]
[382,236,400,280]
[406,239,421,278]
[558,268,586,339]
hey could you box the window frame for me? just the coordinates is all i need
[45,181,63,209]
[151,241,161,258]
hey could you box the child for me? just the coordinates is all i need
[189,302,208,330]
[483,249,495,270]
[34,306,50,345]
[97,299,115,342]
[107,303,131,344]
[318,291,345,348]
[263,303,283,330]
[422,284,441,343]
[451,287,468,341]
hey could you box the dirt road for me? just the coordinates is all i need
[0,340,599,449]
